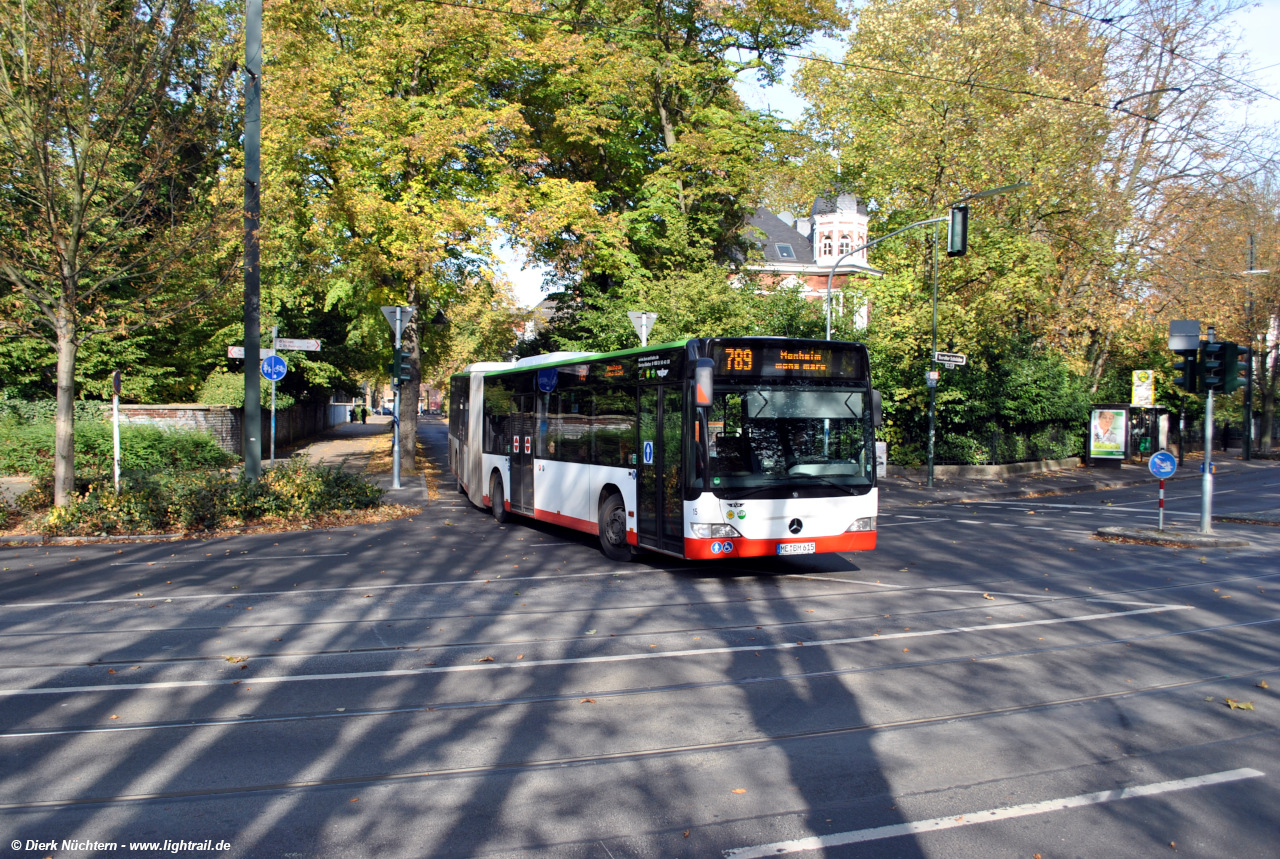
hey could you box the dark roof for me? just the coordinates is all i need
[744,207,814,264]
[811,192,868,217]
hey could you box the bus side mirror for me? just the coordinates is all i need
[694,358,714,407]
[871,389,883,428]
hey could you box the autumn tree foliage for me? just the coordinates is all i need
[0,0,240,504]
[792,0,1277,452]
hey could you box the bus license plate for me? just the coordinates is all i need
[777,542,816,556]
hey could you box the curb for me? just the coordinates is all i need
[1095,525,1250,548]
[1216,513,1280,526]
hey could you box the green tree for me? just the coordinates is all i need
[0,0,239,505]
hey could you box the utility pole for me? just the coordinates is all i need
[242,0,263,479]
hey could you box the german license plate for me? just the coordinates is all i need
[777,542,816,556]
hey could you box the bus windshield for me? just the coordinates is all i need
[705,385,875,497]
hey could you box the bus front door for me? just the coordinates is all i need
[637,385,685,555]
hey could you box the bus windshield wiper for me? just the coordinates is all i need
[784,473,859,494]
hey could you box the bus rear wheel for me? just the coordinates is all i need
[598,492,633,561]
[490,473,510,524]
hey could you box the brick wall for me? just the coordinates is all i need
[117,402,337,456]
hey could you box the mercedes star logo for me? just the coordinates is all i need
[788,518,803,535]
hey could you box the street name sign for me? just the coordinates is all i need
[228,347,275,358]
[274,337,321,351]
[934,351,967,366]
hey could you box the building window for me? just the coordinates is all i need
[838,232,851,255]
[819,232,833,257]
[775,243,795,259]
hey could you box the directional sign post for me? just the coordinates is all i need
[1148,450,1177,532]
[381,306,416,489]
[261,332,289,466]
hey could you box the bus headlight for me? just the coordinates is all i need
[846,517,876,532]
[691,523,743,539]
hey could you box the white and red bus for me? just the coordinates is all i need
[448,337,881,561]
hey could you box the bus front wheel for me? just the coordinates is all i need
[490,473,510,524]
[598,492,633,561]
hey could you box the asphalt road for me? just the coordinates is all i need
[1,455,1277,858]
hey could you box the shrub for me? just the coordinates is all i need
[29,459,385,536]
[0,422,234,477]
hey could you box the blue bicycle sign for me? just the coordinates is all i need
[261,354,288,382]
[1148,450,1177,479]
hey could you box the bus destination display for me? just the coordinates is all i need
[713,345,862,379]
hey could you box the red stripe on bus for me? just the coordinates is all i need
[533,508,599,536]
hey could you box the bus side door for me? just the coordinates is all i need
[509,393,536,515]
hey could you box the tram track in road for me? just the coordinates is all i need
[1,557,1275,682]
[3,565,1273,672]
[1,660,1276,814]
[4,615,1278,741]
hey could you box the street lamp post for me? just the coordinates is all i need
[824,184,1029,487]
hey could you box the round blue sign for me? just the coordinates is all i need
[1148,450,1177,479]
[261,354,288,382]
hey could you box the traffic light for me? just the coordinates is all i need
[947,205,969,257]
[389,348,412,383]
[1171,348,1199,393]
[1199,341,1225,391]
[1221,342,1248,394]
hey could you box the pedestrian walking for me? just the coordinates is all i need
[349,407,356,423]
[360,406,368,424]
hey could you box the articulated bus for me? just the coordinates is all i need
[448,337,882,561]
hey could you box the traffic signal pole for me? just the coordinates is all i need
[392,306,402,490]
[1201,389,1214,534]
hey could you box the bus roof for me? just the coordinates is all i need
[460,339,693,378]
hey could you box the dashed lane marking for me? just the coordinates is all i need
[722,768,1265,858]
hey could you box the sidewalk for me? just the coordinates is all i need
[290,415,430,507]
[879,451,1279,509]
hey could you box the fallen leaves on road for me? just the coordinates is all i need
[1225,699,1254,711]
[476,656,494,663]
[580,698,595,704]
[731,789,746,794]
[224,656,248,664]
[1258,680,1270,690]
[983,593,994,600]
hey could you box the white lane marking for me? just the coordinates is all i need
[957,520,985,525]
[1026,526,1056,531]
[109,553,350,566]
[989,523,1017,527]
[926,588,1047,599]
[791,577,905,589]
[880,518,945,527]
[0,604,1192,698]
[0,567,651,610]
[722,768,1265,858]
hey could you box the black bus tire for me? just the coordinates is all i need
[491,472,510,524]
[598,492,633,562]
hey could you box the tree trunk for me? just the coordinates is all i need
[53,324,79,507]
[398,292,420,473]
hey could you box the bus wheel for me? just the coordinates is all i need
[490,473,510,524]
[598,492,633,561]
